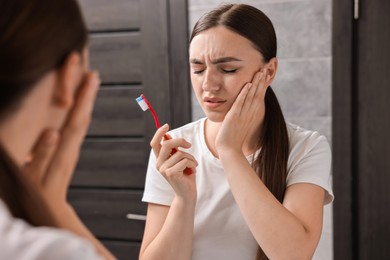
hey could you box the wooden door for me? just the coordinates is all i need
[333,0,390,259]
[356,0,390,258]
[69,0,191,259]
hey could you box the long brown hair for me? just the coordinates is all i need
[190,4,289,259]
[0,0,87,225]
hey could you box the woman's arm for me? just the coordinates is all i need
[139,125,198,260]
[219,149,324,259]
[216,69,326,259]
[140,198,196,260]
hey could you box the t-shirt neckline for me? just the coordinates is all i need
[199,117,261,163]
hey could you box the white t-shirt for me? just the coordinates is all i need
[142,118,334,260]
[0,199,102,260]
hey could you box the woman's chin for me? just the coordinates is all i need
[204,111,226,123]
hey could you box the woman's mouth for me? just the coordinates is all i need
[203,97,227,109]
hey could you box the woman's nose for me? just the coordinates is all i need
[202,70,221,92]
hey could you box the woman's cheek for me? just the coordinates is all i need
[226,77,246,96]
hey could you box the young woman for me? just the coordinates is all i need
[140,4,333,260]
[0,0,114,259]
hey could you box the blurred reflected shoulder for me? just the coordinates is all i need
[0,199,102,260]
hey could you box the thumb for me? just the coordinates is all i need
[23,129,59,187]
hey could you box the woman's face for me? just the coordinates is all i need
[189,26,264,122]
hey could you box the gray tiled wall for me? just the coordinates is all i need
[188,0,333,259]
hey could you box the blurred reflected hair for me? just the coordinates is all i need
[0,0,87,226]
[0,0,87,119]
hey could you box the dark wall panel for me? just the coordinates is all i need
[78,0,140,31]
[357,0,390,258]
[332,0,354,259]
[333,0,390,259]
[90,33,142,84]
[88,86,145,137]
[68,189,147,241]
[72,139,147,188]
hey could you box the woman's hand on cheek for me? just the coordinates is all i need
[215,69,268,154]
[151,124,198,202]
[22,72,100,209]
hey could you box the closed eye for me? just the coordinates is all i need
[193,69,205,74]
[222,69,238,74]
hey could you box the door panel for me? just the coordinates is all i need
[72,139,146,188]
[88,87,145,137]
[78,0,140,31]
[90,33,142,84]
[333,0,390,259]
[68,189,146,241]
[357,0,390,258]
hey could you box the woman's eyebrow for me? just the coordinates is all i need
[190,58,204,64]
[190,57,243,64]
[212,57,243,64]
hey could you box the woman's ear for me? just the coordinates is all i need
[264,57,278,87]
[52,52,83,109]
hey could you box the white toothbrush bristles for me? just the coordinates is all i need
[136,96,149,111]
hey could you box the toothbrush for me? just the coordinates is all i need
[136,94,192,175]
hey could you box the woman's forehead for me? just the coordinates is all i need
[189,27,260,59]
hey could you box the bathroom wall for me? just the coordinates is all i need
[188,0,333,259]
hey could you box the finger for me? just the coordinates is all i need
[162,149,198,175]
[65,71,100,140]
[257,68,268,96]
[44,71,100,187]
[248,71,263,103]
[164,158,198,178]
[150,124,169,157]
[229,82,252,117]
[23,129,59,186]
[159,150,198,173]
[243,70,265,113]
[253,68,269,111]
[156,138,192,169]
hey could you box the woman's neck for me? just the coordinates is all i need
[204,118,263,158]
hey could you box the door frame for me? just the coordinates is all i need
[332,0,354,259]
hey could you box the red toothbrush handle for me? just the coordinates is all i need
[163,134,192,175]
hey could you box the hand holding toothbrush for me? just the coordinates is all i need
[150,124,198,199]
[136,94,192,175]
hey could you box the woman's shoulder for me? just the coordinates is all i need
[286,122,329,152]
[285,122,333,204]
[0,199,102,260]
[286,122,331,167]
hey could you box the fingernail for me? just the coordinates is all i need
[93,73,101,88]
[259,72,264,80]
[45,130,59,146]
[95,72,101,85]
[161,124,169,129]
[88,72,99,89]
